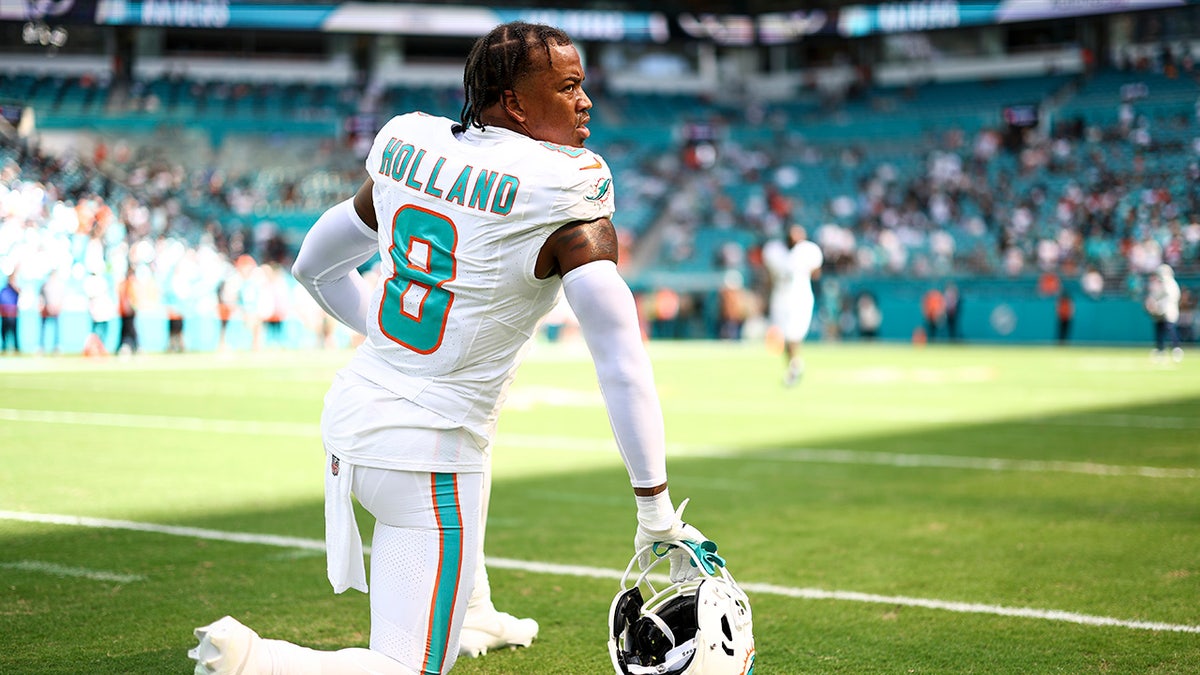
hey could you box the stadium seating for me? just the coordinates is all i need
[2,60,1197,348]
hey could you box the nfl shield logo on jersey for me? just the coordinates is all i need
[330,455,340,476]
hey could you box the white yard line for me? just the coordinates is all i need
[1,510,1196,634]
[2,407,1196,478]
[0,408,319,437]
[0,559,145,584]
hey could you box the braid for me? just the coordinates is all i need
[456,22,572,133]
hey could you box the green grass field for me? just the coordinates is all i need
[1,341,1198,674]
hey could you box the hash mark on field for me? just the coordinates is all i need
[2,510,1198,634]
[0,560,145,584]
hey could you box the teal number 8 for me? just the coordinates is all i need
[379,205,457,354]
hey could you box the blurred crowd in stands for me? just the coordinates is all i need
[0,134,351,355]
[1,59,1198,353]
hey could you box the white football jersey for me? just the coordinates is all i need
[783,240,823,299]
[767,239,822,341]
[327,113,615,471]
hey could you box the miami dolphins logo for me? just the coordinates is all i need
[585,177,611,203]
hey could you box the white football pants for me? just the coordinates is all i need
[261,467,482,675]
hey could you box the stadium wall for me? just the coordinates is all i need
[5,285,1186,356]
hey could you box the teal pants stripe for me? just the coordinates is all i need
[421,472,464,675]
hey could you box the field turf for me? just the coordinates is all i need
[1,341,1198,674]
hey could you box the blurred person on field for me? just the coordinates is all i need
[117,265,140,355]
[1145,263,1183,362]
[84,273,116,355]
[921,286,946,342]
[763,225,823,386]
[258,263,289,349]
[234,255,266,350]
[651,286,680,339]
[1178,288,1196,343]
[856,291,882,340]
[943,281,962,342]
[192,21,712,675]
[1056,291,1074,345]
[38,269,65,354]
[718,271,747,341]
[163,268,190,354]
[216,265,241,351]
[0,272,19,355]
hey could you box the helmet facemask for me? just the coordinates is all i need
[609,540,755,675]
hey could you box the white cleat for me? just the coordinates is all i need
[784,361,803,388]
[189,616,261,675]
[458,608,539,658]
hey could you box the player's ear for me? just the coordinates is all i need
[501,89,526,123]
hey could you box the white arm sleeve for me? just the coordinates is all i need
[292,198,378,335]
[562,260,667,489]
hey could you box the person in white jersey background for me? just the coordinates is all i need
[1146,262,1183,363]
[190,21,707,675]
[764,225,823,387]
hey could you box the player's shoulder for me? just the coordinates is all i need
[380,111,455,135]
[519,142,614,220]
[530,141,612,174]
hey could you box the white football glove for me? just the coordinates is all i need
[634,495,708,582]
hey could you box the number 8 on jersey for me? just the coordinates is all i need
[380,205,458,354]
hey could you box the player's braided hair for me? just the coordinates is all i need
[456,22,572,133]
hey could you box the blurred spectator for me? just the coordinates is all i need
[943,282,962,341]
[1037,271,1062,297]
[717,272,747,341]
[651,287,681,340]
[259,263,290,349]
[38,269,65,354]
[164,274,186,354]
[856,291,882,340]
[1081,267,1105,299]
[216,267,239,352]
[1178,288,1196,343]
[85,273,116,356]
[921,287,945,342]
[1146,263,1183,361]
[1056,291,1075,344]
[117,266,140,355]
[0,272,19,355]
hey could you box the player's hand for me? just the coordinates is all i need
[634,497,707,581]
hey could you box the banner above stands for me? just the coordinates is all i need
[2,0,1193,43]
[679,0,1191,44]
[835,0,1188,38]
[85,0,670,42]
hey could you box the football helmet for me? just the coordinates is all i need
[609,539,755,675]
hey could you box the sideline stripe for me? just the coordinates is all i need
[3,407,1196,479]
[0,560,145,584]
[2,510,1197,635]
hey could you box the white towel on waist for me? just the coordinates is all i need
[324,452,368,594]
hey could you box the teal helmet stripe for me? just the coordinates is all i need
[421,473,465,675]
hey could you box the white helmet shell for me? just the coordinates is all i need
[609,540,755,675]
